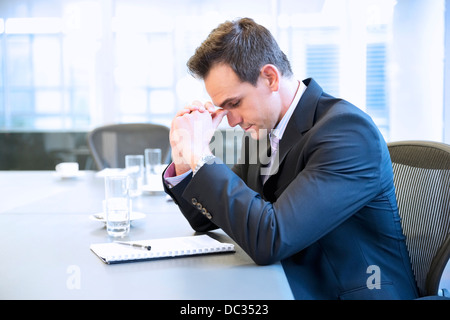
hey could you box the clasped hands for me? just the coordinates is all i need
[170,101,228,176]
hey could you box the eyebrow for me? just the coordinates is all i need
[217,97,240,109]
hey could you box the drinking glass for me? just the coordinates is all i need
[104,174,131,237]
[145,148,162,184]
[125,154,144,197]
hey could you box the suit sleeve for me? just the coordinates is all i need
[169,112,384,265]
[162,168,220,232]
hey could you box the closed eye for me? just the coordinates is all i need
[217,97,242,110]
[228,100,241,109]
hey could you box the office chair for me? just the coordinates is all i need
[388,140,450,298]
[87,123,171,170]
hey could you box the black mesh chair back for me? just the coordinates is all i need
[388,140,450,297]
[87,123,171,170]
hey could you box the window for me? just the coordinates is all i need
[366,42,388,136]
[0,0,446,144]
[278,0,396,139]
[306,43,340,97]
[1,15,94,130]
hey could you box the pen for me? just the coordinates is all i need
[114,241,151,251]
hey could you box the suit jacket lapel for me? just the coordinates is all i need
[244,132,270,195]
[263,78,324,188]
[279,78,323,155]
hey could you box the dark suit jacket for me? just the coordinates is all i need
[164,78,419,300]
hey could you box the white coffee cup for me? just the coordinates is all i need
[55,162,79,178]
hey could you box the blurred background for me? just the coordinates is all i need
[0,0,448,169]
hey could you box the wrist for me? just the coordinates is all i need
[192,152,215,176]
[189,148,212,171]
[175,163,192,176]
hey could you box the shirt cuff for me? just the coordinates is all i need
[163,162,192,188]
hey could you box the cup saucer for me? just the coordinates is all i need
[53,171,85,179]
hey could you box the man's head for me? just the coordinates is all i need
[187,17,293,85]
[187,18,295,140]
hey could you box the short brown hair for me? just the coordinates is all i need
[187,17,293,85]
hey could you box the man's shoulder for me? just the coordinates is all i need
[315,95,377,129]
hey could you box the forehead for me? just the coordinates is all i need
[204,64,252,106]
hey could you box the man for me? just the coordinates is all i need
[163,18,419,300]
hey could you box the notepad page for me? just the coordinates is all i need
[90,234,235,263]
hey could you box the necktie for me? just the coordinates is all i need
[270,135,280,157]
[262,134,280,184]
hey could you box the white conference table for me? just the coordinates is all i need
[0,171,294,300]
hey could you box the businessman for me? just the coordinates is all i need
[163,18,419,300]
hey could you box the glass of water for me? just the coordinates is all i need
[125,154,144,197]
[104,174,131,237]
[145,148,162,184]
[145,148,162,174]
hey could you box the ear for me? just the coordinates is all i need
[260,64,280,92]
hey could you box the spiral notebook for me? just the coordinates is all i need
[90,234,235,264]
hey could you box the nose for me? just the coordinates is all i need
[226,110,242,128]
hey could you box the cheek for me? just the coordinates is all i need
[249,105,272,128]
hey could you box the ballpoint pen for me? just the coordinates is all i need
[114,241,151,251]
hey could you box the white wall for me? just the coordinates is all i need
[389,0,445,142]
